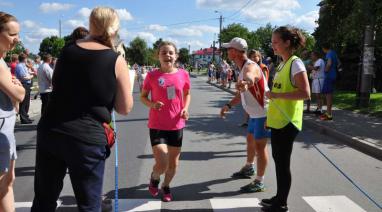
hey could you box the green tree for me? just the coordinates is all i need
[178,48,189,65]
[39,36,65,57]
[314,0,382,91]
[126,37,148,65]
[153,38,164,51]
[146,48,158,66]
[4,42,25,62]
[220,23,251,44]
[252,23,275,57]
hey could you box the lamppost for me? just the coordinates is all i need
[214,10,223,51]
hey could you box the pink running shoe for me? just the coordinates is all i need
[149,178,160,197]
[162,186,172,202]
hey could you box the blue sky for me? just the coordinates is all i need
[1,0,320,54]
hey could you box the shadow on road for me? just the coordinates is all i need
[15,166,35,177]
[105,177,243,201]
[137,150,246,161]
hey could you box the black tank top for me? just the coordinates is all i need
[38,43,119,145]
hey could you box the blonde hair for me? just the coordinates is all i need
[89,7,119,50]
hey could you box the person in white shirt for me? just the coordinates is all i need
[220,37,270,193]
[37,54,53,114]
[310,51,325,115]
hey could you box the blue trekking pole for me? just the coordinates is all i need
[269,98,382,210]
[111,111,119,212]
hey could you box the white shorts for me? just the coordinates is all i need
[312,78,324,94]
[0,115,17,173]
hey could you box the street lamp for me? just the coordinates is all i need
[214,10,223,50]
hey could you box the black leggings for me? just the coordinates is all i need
[270,123,299,206]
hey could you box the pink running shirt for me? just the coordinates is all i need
[143,68,191,130]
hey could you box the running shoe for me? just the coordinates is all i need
[261,205,289,212]
[231,165,255,179]
[149,176,160,197]
[319,113,333,121]
[161,186,173,202]
[240,180,265,193]
[101,198,112,212]
[239,122,248,127]
[313,108,323,115]
[260,196,277,207]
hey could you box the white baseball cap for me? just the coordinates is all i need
[222,37,248,51]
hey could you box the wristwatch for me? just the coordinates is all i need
[225,103,232,109]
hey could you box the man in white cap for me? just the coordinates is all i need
[220,37,271,193]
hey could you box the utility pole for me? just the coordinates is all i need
[212,40,216,63]
[219,14,223,50]
[358,0,376,107]
[59,18,62,38]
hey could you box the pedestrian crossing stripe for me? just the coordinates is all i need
[303,195,367,212]
[15,196,367,212]
[15,201,62,212]
[210,198,261,211]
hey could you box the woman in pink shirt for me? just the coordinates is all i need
[140,41,191,202]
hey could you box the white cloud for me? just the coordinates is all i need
[148,24,168,32]
[185,40,206,49]
[197,0,300,22]
[65,19,86,28]
[22,26,59,53]
[172,28,203,37]
[196,0,243,9]
[294,10,319,32]
[116,9,133,21]
[170,25,218,37]
[39,2,75,13]
[137,32,156,43]
[0,1,13,7]
[22,20,38,29]
[78,7,91,18]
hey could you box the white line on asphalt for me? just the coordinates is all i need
[303,195,367,212]
[210,198,261,211]
[114,199,161,212]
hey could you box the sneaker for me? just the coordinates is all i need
[240,180,265,193]
[319,113,333,121]
[149,176,160,197]
[101,198,113,212]
[239,123,248,127]
[231,165,255,179]
[313,108,323,115]
[260,196,277,207]
[261,205,289,212]
[161,186,172,202]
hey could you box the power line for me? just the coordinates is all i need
[226,0,254,19]
[126,18,218,31]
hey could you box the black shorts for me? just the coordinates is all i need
[149,128,183,147]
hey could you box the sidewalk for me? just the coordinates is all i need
[198,74,382,161]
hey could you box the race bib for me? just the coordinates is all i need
[167,86,176,100]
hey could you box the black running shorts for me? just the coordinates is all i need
[149,128,183,147]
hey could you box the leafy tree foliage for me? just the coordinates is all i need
[178,48,189,65]
[4,42,25,62]
[314,0,381,91]
[39,36,65,58]
[126,37,148,65]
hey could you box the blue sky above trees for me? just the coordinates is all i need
[1,0,319,53]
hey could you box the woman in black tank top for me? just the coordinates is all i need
[32,7,133,212]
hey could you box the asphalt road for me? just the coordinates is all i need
[13,76,382,212]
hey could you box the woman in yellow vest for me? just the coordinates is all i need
[260,26,311,212]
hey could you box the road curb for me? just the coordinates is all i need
[207,80,382,160]
[304,118,382,160]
